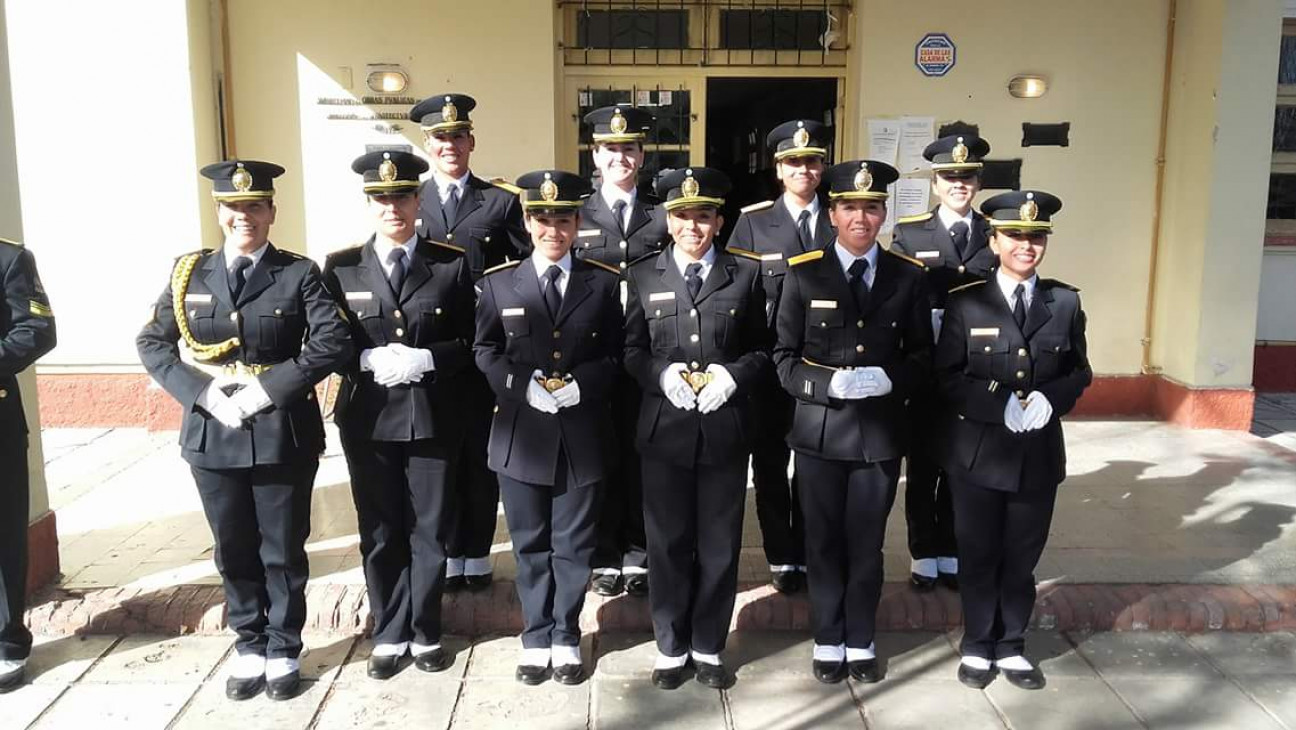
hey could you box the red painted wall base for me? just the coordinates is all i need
[27,510,59,595]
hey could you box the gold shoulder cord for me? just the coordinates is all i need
[170,253,241,362]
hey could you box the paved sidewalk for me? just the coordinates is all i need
[4,631,1296,729]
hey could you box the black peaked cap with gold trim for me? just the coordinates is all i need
[655,167,731,211]
[924,134,991,173]
[201,160,285,202]
[981,190,1062,231]
[409,93,476,134]
[584,105,654,144]
[515,170,591,212]
[767,119,830,161]
[824,160,899,201]
[351,150,428,194]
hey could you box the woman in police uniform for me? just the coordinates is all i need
[934,190,1091,691]
[137,160,351,702]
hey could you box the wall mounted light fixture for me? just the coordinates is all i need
[1008,75,1048,99]
[366,64,409,94]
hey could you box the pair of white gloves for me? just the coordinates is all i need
[199,377,274,429]
[361,344,435,387]
[659,363,738,414]
[1004,391,1054,432]
[526,370,581,413]
[827,367,893,400]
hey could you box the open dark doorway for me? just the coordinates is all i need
[706,77,837,243]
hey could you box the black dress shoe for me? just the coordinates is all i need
[592,573,624,597]
[464,574,493,592]
[812,659,847,684]
[695,662,731,689]
[623,574,649,596]
[957,663,996,689]
[651,665,688,690]
[937,573,959,591]
[771,571,804,594]
[909,572,937,591]
[445,575,466,593]
[848,658,881,683]
[552,663,586,685]
[516,663,548,685]
[414,648,452,673]
[0,665,26,694]
[266,671,300,701]
[225,674,265,701]
[366,654,401,680]
[1001,666,1046,690]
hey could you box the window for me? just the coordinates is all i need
[576,10,688,49]
[1265,20,1296,235]
[719,10,827,50]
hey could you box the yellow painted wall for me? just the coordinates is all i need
[853,0,1170,376]
[224,0,559,259]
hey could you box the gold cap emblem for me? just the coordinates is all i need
[951,137,969,164]
[1020,192,1039,222]
[609,108,628,134]
[793,126,811,149]
[378,153,397,183]
[681,171,700,198]
[853,163,873,192]
[231,163,253,193]
[539,172,559,202]
[442,96,458,123]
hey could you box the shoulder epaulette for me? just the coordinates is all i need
[0,237,23,248]
[725,247,762,262]
[279,248,307,260]
[489,177,522,195]
[788,250,824,267]
[326,244,364,260]
[886,249,927,269]
[740,200,775,214]
[173,248,209,262]
[430,240,466,254]
[583,258,622,276]
[1042,278,1080,292]
[483,260,521,276]
[896,211,933,225]
[948,280,987,294]
[626,250,660,268]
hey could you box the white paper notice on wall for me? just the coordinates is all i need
[898,116,936,173]
[881,182,899,236]
[867,119,900,166]
[894,178,931,220]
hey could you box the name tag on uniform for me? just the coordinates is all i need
[760,252,784,261]
[916,250,941,259]
[970,327,1000,337]
[810,299,838,309]
[344,291,373,301]
[648,291,675,302]
[184,294,212,304]
[502,307,526,317]
[578,229,602,238]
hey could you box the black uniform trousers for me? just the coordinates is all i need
[592,377,647,573]
[0,434,31,662]
[904,390,957,561]
[498,452,600,649]
[642,457,746,658]
[950,475,1058,661]
[341,435,454,647]
[795,454,899,648]
[751,381,803,567]
[191,461,315,659]
[446,371,499,567]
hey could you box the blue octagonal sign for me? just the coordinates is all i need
[915,33,956,77]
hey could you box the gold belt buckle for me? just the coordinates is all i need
[681,368,713,394]
[537,373,571,393]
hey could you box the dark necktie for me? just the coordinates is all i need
[797,209,813,251]
[544,265,563,319]
[848,258,871,312]
[388,248,407,296]
[443,185,460,230]
[685,262,703,301]
[229,256,253,301]
[1013,283,1027,330]
[950,221,970,260]
[612,199,628,237]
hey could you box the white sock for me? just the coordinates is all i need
[937,556,959,574]
[690,650,721,666]
[464,556,492,576]
[995,655,1033,672]
[229,653,265,679]
[961,656,992,671]
[769,564,797,573]
[654,653,688,670]
[911,558,938,578]
[592,567,621,577]
[845,644,876,662]
[410,642,441,657]
[265,657,299,680]
[551,645,582,667]
[813,644,845,662]
[446,557,465,578]
[371,642,408,658]
[622,566,647,576]
[520,648,551,667]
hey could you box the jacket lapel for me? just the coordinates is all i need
[235,244,279,306]
[554,262,594,326]
[863,249,897,317]
[399,239,436,302]
[584,193,622,237]
[362,239,401,312]
[819,247,863,322]
[513,257,549,327]
[693,252,735,304]
[812,197,835,248]
[450,176,485,231]
[1022,281,1055,339]
[624,197,651,238]
[202,251,235,310]
[417,181,448,238]
[657,246,694,306]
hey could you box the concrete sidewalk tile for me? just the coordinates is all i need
[592,632,657,678]
[335,636,470,683]
[86,635,231,683]
[0,683,66,729]
[854,679,1003,729]
[172,678,326,729]
[453,678,588,730]
[313,671,461,730]
[594,677,726,729]
[32,682,198,729]
[1185,632,1296,676]
[28,634,119,685]
[727,677,862,729]
[873,631,960,679]
[1073,632,1220,679]
[1233,676,1296,727]
[463,634,593,679]
[1108,678,1285,730]
[1026,632,1099,678]
[726,631,814,678]
[986,677,1140,729]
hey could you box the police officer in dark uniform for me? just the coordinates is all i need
[137,161,352,702]
[474,170,624,686]
[891,135,996,592]
[409,93,527,591]
[773,160,932,685]
[578,106,670,598]
[727,119,835,593]
[934,190,1091,691]
[624,167,769,691]
[0,237,55,694]
[323,151,475,680]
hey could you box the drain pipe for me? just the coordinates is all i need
[1142,0,1177,375]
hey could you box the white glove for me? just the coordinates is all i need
[828,369,865,400]
[1003,396,1027,433]
[360,346,397,373]
[552,378,581,409]
[229,378,274,420]
[659,362,697,411]
[526,369,560,414]
[697,364,737,414]
[931,308,945,341]
[379,343,434,386]
[1020,391,1054,431]
[854,366,893,399]
[200,383,246,429]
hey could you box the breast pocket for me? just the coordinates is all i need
[1033,336,1072,379]
[186,301,218,341]
[502,311,531,339]
[577,230,608,253]
[257,300,301,351]
[468,227,496,271]
[967,334,1011,379]
[647,299,679,349]
[413,298,446,340]
[713,299,743,348]
[804,306,843,359]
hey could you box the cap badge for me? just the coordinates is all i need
[681,174,700,198]
[609,108,628,135]
[793,127,811,149]
[539,172,558,202]
[378,156,398,183]
[442,99,458,123]
[951,137,969,164]
[1020,195,1039,222]
[231,163,253,193]
[853,164,873,192]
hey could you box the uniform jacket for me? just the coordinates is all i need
[773,246,933,462]
[322,237,475,442]
[891,208,996,309]
[0,240,56,442]
[726,196,835,322]
[415,175,527,281]
[474,256,624,488]
[575,189,670,271]
[137,245,352,468]
[933,277,1092,493]
[623,246,771,467]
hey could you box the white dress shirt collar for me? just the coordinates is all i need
[223,240,270,272]
[833,240,879,287]
[436,171,470,202]
[937,204,974,232]
[672,243,717,281]
[995,269,1038,308]
[785,194,820,222]
[532,250,573,295]
[374,234,418,277]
